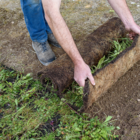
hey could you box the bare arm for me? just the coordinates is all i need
[42,0,95,87]
[108,0,140,34]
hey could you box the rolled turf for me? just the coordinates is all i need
[38,17,126,95]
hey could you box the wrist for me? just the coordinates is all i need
[124,20,136,31]
[73,59,85,67]
[121,16,135,30]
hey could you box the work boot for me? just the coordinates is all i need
[32,41,55,66]
[48,33,61,48]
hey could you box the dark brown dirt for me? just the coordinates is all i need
[86,60,140,140]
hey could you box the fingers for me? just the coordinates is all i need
[74,64,95,87]
[79,79,85,87]
[75,78,85,87]
[129,31,137,40]
[79,74,95,87]
[131,24,140,35]
[88,73,95,86]
[136,25,140,35]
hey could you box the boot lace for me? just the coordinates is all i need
[41,42,47,52]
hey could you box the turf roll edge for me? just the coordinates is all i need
[83,35,140,111]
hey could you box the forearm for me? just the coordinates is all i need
[42,0,95,87]
[108,0,135,28]
[44,10,84,66]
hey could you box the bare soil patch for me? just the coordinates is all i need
[86,60,140,140]
[0,8,65,78]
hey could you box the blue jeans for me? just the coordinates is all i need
[20,0,52,43]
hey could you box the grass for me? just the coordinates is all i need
[0,37,132,140]
[0,67,118,140]
[91,38,133,73]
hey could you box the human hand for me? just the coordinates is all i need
[125,22,140,35]
[128,31,137,40]
[74,62,95,87]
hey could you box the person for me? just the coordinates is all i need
[20,0,140,87]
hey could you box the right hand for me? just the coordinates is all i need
[74,62,95,87]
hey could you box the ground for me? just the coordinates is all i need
[0,0,140,139]
[86,60,140,140]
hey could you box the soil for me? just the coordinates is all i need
[0,8,65,79]
[0,0,140,139]
[86,60,140,140]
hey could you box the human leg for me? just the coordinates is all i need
[20,0,56,65]
[20,0,52,43]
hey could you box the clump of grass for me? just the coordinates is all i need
[91,38,133,73]
[56,114,119,140]
[0,66,60,139]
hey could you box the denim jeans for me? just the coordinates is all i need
[20,0,52,43]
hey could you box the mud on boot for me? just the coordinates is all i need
[32,41,55,66]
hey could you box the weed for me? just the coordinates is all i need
[56,115,119,140]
